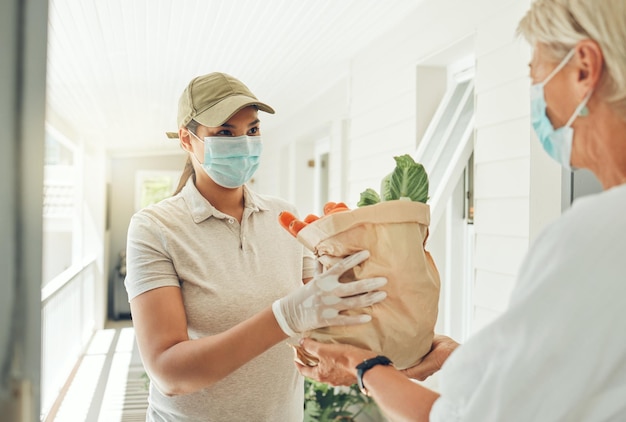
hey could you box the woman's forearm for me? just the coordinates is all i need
[361,364,439,422]
[147,306,287,395]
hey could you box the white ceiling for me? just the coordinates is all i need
[46,0,426,155]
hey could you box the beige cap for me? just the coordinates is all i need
[166,72,274,139]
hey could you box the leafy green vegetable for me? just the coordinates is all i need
[380,172,392,202]
[384,154,429,202]
[357,188,381,207]
[358,154,429,207]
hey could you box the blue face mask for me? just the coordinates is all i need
[189,132,262,188]
[530,49,592,171]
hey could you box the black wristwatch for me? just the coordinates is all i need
[355,355,393,396]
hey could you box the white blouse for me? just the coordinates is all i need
[431,184,626,422]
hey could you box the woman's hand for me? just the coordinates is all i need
[401,334,460,381]
[296,334,460,385]
[272,250,387,337]
[297,338,441,422]
[295,338,376,386]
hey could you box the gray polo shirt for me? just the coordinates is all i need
[125,178,315,421]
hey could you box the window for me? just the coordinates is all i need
[134,171,180,211]
[42,126,80,287]
[415,62,476,342]
[415,69,475,225]
[465,153,474,223]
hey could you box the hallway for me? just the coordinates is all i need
[2,0,579,418]
[47,321,148,422]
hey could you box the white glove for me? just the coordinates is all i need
[272,250,387,337]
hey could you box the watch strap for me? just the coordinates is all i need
[356,355,393,395]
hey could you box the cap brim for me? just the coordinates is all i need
[194,94,275,127]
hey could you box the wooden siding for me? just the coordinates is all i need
[473,1,533,330]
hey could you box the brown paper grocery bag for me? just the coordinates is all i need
[295,200,440,370]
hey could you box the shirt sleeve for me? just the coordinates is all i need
[124,212,181,301]
[430,397,462,422]
[429,195,626,421]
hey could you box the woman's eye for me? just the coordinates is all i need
[217,130,232,136]
[248,127,259,135]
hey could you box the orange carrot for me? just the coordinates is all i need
[289,220,307,237]
[303,214,320,223]
[278,211,297,232]
[323,202,337,215]
[324,202,350,214]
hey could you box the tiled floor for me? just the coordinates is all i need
[49,320,149,422]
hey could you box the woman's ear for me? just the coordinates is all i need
[575,39,604,94]
[179,128,193,153]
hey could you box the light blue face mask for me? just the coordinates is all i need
[530,49,592,171]
[189,132,262,188]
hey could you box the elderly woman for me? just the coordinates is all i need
[296,0,626,420]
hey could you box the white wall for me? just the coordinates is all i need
[473,0,566,332]
[107,152,187,319]
[258,77,350,207]
[259,0,562,336]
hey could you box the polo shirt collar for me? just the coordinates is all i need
[181,177,269,223]
[243,185,271,213]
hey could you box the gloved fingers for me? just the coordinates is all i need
[332,276,388,297]
[322,250,370,279]
[333,290,387,311]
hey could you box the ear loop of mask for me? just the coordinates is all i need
[541,49,576,86]
[185,129,206,165]
[541,48,592,126]
[566,90,592,126]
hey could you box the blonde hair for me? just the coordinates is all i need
[517,0,626,119]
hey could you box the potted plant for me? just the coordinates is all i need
[303,378,386,421]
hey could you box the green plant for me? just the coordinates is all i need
[358,154,429,207]
[141,371,150,391]
[303,378,385,422]
[141,372,385,420]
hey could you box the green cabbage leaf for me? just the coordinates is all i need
[358,154,429,206]
[356,188,381,207]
